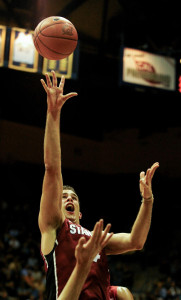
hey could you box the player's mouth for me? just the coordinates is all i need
[65,203,75,214]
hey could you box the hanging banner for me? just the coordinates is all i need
[8,27,39,72]
[122,47,176,91]
[42,53,74,79]
[0,25,6,67]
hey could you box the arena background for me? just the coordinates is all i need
[0,0,181,299]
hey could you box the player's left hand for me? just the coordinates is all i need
[139,162,159,199]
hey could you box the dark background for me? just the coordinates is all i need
[0,0,181,261]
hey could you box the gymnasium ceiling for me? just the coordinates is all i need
[0,0,180,56]
[0,0,181,140]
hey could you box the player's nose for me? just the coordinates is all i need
[66,197,73,203]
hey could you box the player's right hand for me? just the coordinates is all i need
[41,70,77,112]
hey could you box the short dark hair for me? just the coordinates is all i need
[63,185,77,195]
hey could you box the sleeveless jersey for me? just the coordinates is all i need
[109,286,118,300]
[41,219,111,300]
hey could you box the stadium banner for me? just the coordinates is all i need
[8,27,39,72]
[122,47,176,91]
[0,25,6,67]
[42,53,74,79]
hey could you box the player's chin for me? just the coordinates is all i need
[65,211,76,222]
[68,216,76,223]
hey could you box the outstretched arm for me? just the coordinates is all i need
[38,71,77,254]
[58,219,113,300]
[105,162,159,255]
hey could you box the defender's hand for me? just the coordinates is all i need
[75,219,113,267]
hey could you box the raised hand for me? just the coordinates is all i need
[139,162,159,200]
[75,219,113,268]
[41,70,77,112]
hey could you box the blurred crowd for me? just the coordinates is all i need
[0,195,181,300]
[108,250,181,300]
[0,224,45,299]
[0,195,46,300]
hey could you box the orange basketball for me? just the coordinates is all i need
[33,16,78,60]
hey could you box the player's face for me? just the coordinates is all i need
[62,189,82,224]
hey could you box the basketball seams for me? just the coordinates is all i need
[39,34,77,42]
[34,38,43,56]
[38,21,78,41]
[33,31,43,56]
[36,34,75,56]
[33,21,43,46]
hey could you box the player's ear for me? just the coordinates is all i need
[79,212,82,220]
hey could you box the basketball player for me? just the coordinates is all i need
[57,218,113,300]
[39,71,159,299]
[56,218,133,300]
